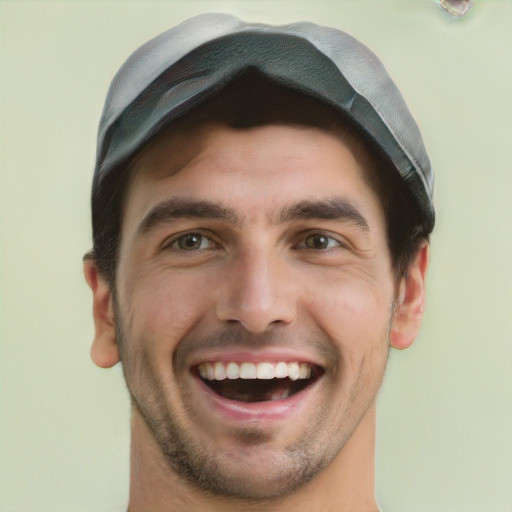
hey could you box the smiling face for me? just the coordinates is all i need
[111,120,397,497]
[87,117,422,502]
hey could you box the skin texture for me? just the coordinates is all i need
[84,121,429,512]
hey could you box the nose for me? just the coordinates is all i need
[215,246,298,333]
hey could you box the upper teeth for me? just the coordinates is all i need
[198,361,312,381]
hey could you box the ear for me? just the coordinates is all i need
[390,240,430,350]
[83,259,120,368]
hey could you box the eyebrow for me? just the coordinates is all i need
[137,198,238,236]
[279,198,370,231]
[136,196,369,237]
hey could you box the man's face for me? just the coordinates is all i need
[114,121,397,498]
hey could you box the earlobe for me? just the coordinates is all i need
[83,259,120,368]
[390,241,430,350]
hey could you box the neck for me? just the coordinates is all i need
[128,404,379,512]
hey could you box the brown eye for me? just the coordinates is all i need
[173,233,212,251]
[304,234,339,250]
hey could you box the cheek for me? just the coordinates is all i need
[306,271,393,352]
[303,274,391,424]
[119,267,214,350]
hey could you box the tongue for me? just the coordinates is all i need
[205,378,305,402]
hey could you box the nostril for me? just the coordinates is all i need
[217,303,298,334]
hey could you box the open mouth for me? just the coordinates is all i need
[194,361,323,403]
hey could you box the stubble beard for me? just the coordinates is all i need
[113,298,393,500]
[130,391,336,500]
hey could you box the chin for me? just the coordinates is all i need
[186,450,325,500]
[153,418,338,500]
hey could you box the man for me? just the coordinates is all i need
[84,13,434,512]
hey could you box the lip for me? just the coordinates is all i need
[191,364,324,422]
[188,346,322,367]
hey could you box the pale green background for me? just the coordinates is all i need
[1,1,511,511]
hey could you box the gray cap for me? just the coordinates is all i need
[93,13,434,236]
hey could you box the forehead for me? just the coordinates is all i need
[125,84,381,191]
[127,117,377,196]
[120,119,385,238]
[135,119,369,173]
[123,76,385,201]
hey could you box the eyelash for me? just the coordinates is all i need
[163,230,346,253]
[164,232,218,252]
[296,232,344,251]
